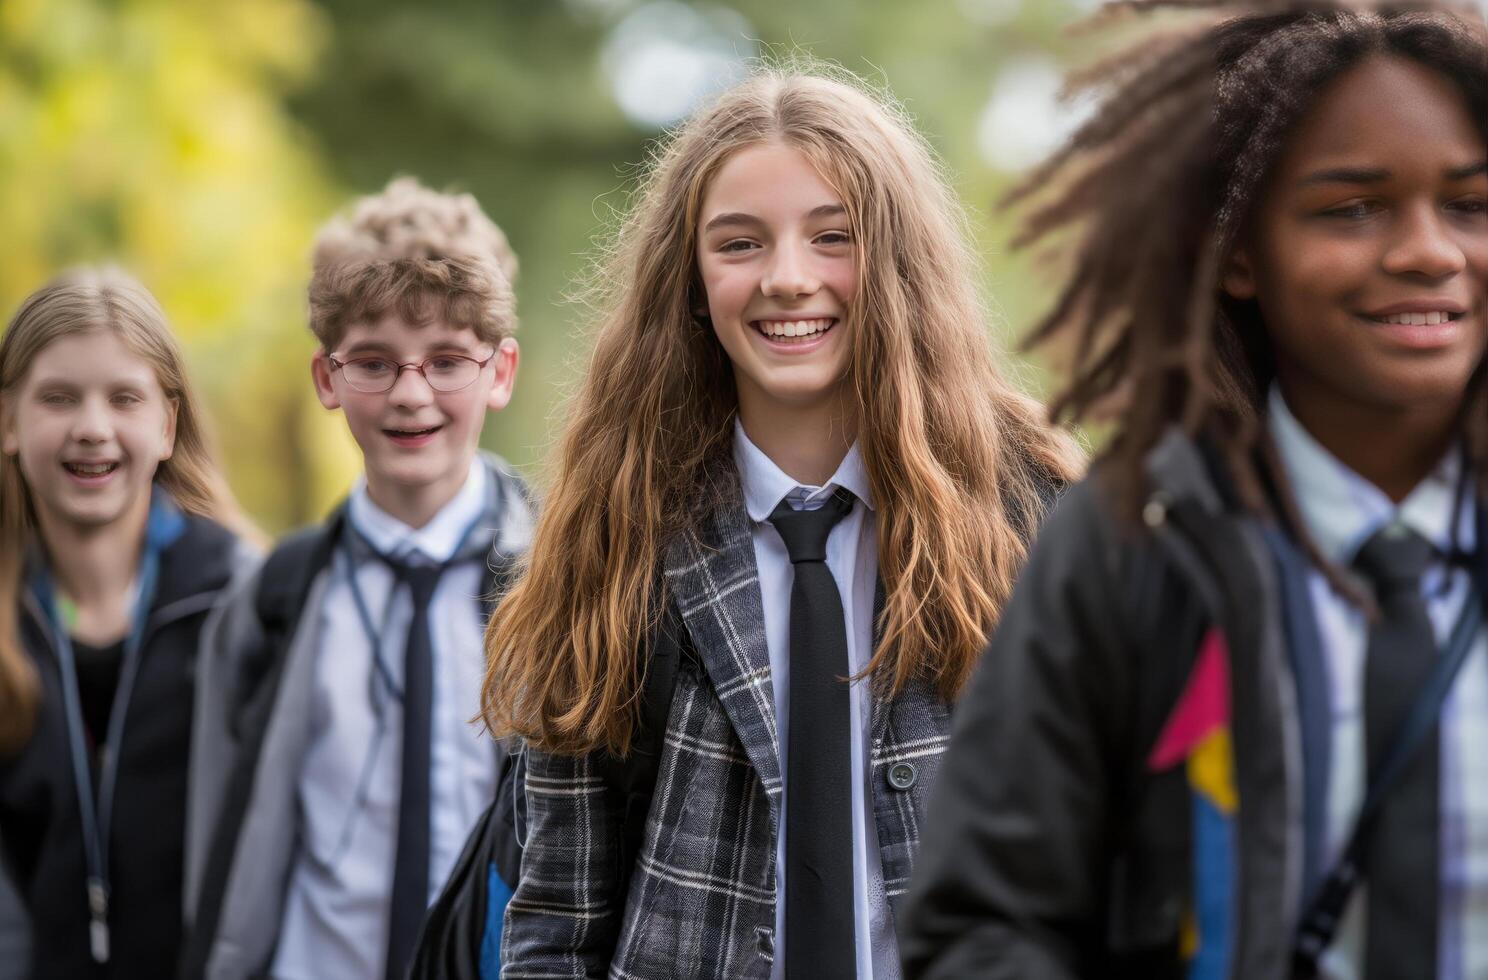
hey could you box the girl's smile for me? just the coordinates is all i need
[749,316,840,351]
[1359,303,1469,351]
[61,458,122,487]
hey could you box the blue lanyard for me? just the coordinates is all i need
[28,492,183,965]
[339,507,489,705]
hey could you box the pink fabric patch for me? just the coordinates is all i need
[1146,627,1230,772]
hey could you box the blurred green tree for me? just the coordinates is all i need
[289,0,1095,481]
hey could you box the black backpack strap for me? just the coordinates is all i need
[408,796,503,980]
[255,524,333,625]
[596,602,686,902]
[404,599,686,980]
[228,515,342,735]
[1292,585,1485,977]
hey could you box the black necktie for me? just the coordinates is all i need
[769,488,856,978]
[1354,522,1438,980]
[385,560,444,980]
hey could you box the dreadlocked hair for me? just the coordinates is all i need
[1012,0,1488,534]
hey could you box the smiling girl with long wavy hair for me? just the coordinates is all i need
[482,65,1080,977]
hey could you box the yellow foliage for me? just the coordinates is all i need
[0,0,359,530]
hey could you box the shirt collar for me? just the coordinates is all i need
[1266,384,1470,564]
[732,419,875,523]
[348,457,488,563]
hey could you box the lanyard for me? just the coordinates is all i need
[340,507,490,706]
[28,492,182,965]
[315,509,489,867]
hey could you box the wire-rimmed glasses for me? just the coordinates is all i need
[326,351,496,393]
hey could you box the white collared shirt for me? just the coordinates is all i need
[732,421,899,980]
[1268,387,1488,980]
[271,459,498,980]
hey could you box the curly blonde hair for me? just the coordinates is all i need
[308,177,519,349]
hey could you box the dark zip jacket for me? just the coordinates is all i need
[0,514,246,980]
[901,430,1330,978]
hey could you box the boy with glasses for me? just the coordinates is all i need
[182,178,534,980]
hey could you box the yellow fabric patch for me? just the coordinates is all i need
[1187,729,1237,814]
[1180,908,1198,960]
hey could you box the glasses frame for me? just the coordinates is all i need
[326,350,497,394]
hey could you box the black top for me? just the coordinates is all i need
[70,638,123,753]
[1,515,240,980]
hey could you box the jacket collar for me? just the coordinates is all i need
[662,464,783,800]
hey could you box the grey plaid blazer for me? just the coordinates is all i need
[501,478,955,979]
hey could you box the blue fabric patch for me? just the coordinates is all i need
[480,862,514,980]
[1187,791,1234,980]
[145,485,187,551]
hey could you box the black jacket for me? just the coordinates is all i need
[0,514,243,980]
[900,431,1332,979]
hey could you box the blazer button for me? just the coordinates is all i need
[887,761,917,791]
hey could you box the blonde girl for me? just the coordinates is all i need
[483,67,1080,977]
[0,267,251,979]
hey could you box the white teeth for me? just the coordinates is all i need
[757,318,834,338]
[66,462,115,476]
[1378,311,1454,325]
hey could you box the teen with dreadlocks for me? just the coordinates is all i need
[900,2,1488,978]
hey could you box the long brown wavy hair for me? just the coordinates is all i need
[482,67,1083,757]
[0,266,251,754]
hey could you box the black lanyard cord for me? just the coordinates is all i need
[39,550,160,965]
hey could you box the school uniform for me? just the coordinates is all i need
[0,494,247,980]
[900,390,1488,979]
[183,454,535,980]
[502,426,958,979]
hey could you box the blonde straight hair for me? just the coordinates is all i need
[0,267,250,754]
[482,66,1083,757]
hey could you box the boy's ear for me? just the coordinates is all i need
[1221,247,1258,301]
[310,351,342,410]
[485,339,519,412]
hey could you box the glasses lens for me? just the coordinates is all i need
[424,355,479,392]
[343,358,396,391]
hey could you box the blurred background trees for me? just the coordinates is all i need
[2,0,1102,530]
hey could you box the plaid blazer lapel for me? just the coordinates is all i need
[663,484,783,802]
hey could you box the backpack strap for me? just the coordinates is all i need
[255,517,340,633]
[596,602,686,902]
[230,514,343,737]
[1292,584,1484,977]
[404,599,685,980]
